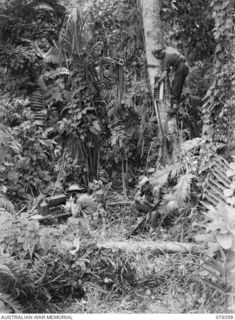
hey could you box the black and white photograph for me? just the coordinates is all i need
[0,0,235,316]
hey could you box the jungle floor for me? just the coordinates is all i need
[56,190,226,314]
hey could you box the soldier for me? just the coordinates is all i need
[152,47,189,112]
[133,177,161,235]
[67,184,97,219]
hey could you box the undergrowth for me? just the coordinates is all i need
[66,252,226,313]
[0,196,227,313]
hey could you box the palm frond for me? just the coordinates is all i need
[163,193,175,202]
[149,166,172,188]
[31,90,44,111]
[58,7,92,63]
[174,173,194,204]
[166,200,179,212]
[202,155,232,208]
[30,90,46,125]
[59,8,82,58]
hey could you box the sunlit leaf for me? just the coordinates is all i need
[217,202,227,217]
[224,189,233,197]
[195,233,215,242]
[216,233,233,249]
[166,200,179,212]
[230,181,235,189]
[93,120,101,132]
[226,169,235,177]
[207,242,220,257]
[225,206,235,225]
[206,221,222,233]
[226,197,235,206]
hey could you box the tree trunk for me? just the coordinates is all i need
[139,0,174,164]
[138,0,162,95]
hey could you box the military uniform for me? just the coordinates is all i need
[153,47,189,104]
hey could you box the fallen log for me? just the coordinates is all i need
[97,240,202,253]
[107,201,132,206]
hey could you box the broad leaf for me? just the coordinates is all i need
[206,221,223,233]
[229,162,235,171]
[230,181,235,189]
[226,258,235,274]
[224,189,233,198]
[226,197,235,206]
[207,242,221,256]
[195,233,215,242]
[93,120,101,132]
[225,206,235,225]
[226,169,235,177]
[217,202,228,220]
[216,233,233,249]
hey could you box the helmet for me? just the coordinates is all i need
[138,176,149,187]
[67,184,85,192]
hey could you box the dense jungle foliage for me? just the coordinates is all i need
[0,0,235,314]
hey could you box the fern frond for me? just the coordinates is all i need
[174,174,194,204]
[109,126,126,147]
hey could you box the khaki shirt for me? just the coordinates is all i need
[162,47,186,71]
[72,194,97,218]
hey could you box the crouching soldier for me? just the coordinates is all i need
[67,184,97,219]
[133,177,161,235]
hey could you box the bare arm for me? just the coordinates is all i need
[159,70,168,82]
[155,70,168,87]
